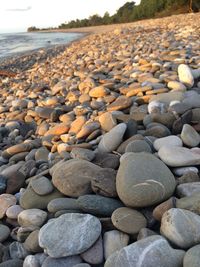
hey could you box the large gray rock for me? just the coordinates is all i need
[104,235,185,267]
[116,153,176,208]
[183,244,200,267]
[161,208,200,249]
[52,159,101,197]
[181,124,200,147]
[39,213,101,257]
[178,64,194,88]
[98,123,127,153]
[158,146,200,167]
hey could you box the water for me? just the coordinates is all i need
[0,32,83,58]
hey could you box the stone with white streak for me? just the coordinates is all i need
[104,235,184,267]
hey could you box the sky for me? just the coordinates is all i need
[0,0,140,33]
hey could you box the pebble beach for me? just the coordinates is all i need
[0,12,200,267]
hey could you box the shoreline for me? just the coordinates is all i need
[0,32,89,73]
[0,12,199,266]
[0,12,199,74]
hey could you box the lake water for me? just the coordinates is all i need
[0,32,83,58]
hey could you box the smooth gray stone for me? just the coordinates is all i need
[161,208,200,249]
[125,140,152,153]
[158,146,200,167]
[31,176,53,196]
[104,235,184,267]
[183,244,200,267]
[111,207,147,234]
[81,236,103,265]
[181,124,200,147]
[0,224,10,242]
[39,213,101,258]
[47,198,80,213]
[116,152,176,208]
[77,195,123,216]
[154,136,182,151]
[98,123,127,153]
[103,230,129,260]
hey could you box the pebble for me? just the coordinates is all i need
[0,194,16,218]
[0,13,199,267]
[98,123,127,153]
[0,224,10,242]
[77,194,123,216]
[70,147,95,161]
[103,230,129,260]
[31,177,54,195]
[39,213,101,257]
[183,244,200,267]
[161,208,200,249]
[176,182,200,197]
[181,124,200,147]
[52,159,101,197]
[158,145,200,167]
[104,235,185,267]
[47,197,80,213]
[116,152,176,207]
[111,207,147,234]
[154,135,183,151]
[99,112,117,132]
[81,236,103,265]
[178,64,194,88]
[18,209,47,227]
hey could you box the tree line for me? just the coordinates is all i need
[28,0,200,31]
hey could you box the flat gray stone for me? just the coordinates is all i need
[116,152,176,208]
[161,208,200,249]
[154,136,182,151]
[158,146,200,167]
[181,124,200,147]
[98,123,127,153]
[77,195,123,216]
[111,207,147,234]
[103,230,129,260]
[31,177,54,196]
[39,213,101,257]
[104,235,185,267]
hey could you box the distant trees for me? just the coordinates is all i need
[27,26,39,32]
[28,0,200,31]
